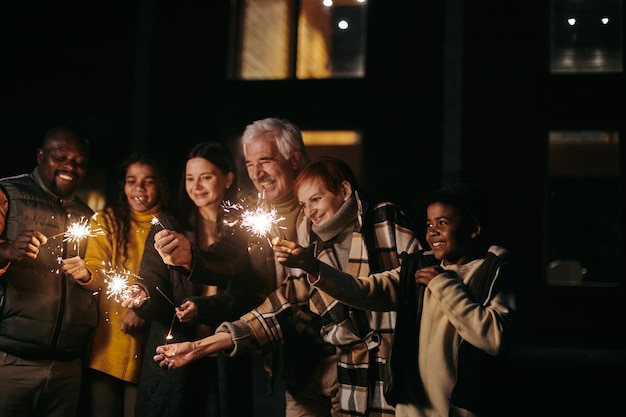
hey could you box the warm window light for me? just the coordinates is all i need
[302,131,361,146]
[568,17,576,26]
[83,190,106,211]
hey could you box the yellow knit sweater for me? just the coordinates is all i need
[81,208,157,383]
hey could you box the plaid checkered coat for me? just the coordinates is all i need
[239,196,421,417]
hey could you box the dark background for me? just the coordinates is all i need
[1,1,624,415]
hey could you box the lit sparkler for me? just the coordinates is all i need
[156,286,177,343]
[222,192,286,243]
[48,216,104,254]
[240,205,285,239]
[102,267,145,304]
[134,196,165,229]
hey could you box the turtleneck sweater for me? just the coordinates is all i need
[270,193,301,243]
[311,193,359,270]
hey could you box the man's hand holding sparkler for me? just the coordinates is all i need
[154,332,234,370]
[271,237,320,276]
[61,256,91,283]
[154,229,192,270]
[0,230,47,263]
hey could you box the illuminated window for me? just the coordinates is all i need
[302,130,362,177]
[546,131,620,285]
[229,0,367,80]
[550,0,623,73]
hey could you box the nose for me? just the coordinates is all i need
[247,162,265,181]
[61,158,80,171]
[428,225,440,235]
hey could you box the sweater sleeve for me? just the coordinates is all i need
[313,262,400,311]
[427,258,516,356]
[214,319,261,357]
[81,210,116,292]
[133,226,181,322]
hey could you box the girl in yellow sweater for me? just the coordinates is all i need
[63,152,170,417]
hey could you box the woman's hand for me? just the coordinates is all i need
[271,237,319,275]
[154,229,192,270]
[176,300,197,323]
[154,332,235,370]
[154,341,197,370]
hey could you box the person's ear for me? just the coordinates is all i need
[341,180,353,201]
[36,148,44,165]
[225,172,235,190]
[470,223,481,239]
[290,151,302,170]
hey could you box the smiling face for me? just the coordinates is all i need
[296,178,351,226]
[244,135,300,203]
[36,132,89,199]
[185,157,233,209]
[425,201,480,265]
[125,162,160,212]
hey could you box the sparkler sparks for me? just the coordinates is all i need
[222,192,286,241]
[48,216,105,254]
[102,268,144,304]
[240,205,285,239]
[49,216,104,241]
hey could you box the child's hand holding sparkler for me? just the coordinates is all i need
[154,229,192,270]
[0,230,47,262]
[121,309,146,335]
[61,256,91,283]
[120,284,149,309]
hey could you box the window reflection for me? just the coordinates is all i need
[550,0,623,73]
[546,131,620,285]
[231,0,367,79]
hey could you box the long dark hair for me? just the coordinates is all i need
[108,152,170,268]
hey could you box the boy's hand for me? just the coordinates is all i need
[414,265,445,286]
